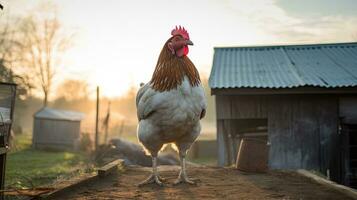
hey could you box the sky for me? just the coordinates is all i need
[3,0,357,98]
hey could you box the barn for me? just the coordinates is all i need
[209,42,357,187]
[32,107,85,150]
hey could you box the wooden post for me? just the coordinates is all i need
[0,153,6,200]
[103,101,111,144]
[118,120,125,138]
[95,86,99,151]
[217,120,226,166]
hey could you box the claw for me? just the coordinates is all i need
[158,175,166,182]
[137,174,164,187]
[173,174,199,185]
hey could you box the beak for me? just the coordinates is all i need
[186,39,194,46]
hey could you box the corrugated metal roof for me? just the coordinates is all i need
[209,42,357,89]
[34,107,85,121]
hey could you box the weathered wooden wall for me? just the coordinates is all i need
[216,95,269,166]
[268,96,338,179]
[33,118,81,150]
[216,94,340,181]
[340,97,357,124]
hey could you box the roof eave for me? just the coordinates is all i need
[211,86,357,95]
[34,117,83,122]
[213,41,357,50]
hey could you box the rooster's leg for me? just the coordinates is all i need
[174,153,197,185]
[138,156,163,186]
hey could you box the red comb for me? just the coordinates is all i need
[171,25,190,40]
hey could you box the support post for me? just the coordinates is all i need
[95,86,100,151]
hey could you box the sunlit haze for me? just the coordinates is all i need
[4,0,357,98]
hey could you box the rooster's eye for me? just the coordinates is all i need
[172,36,183,42]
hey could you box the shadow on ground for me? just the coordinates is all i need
[52,165,353,200]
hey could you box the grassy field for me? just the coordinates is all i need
[6,134,93,188]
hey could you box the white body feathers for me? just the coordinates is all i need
[136,76,206,154]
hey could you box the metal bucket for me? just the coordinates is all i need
[236,138,269,172]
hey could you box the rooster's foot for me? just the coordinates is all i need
[173,175,199,185]
[137,174,164,186]
[157,175,166,182]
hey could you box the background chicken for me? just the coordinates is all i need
[136,26,206,186]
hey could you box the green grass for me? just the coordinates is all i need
[10,134,32,151]
[6,134,92,188]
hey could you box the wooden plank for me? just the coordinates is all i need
[215,93,341,178]
[340,97,357,124]
[240,132,268,137]
[223,120,233,165]
[98,159,124,178]
[221,120,239,165]
[297,169,357,200]
[340,124,351,185]
[296,97,320,170]
[217,120,226,166]
[45,159,125,199]
[268,96,293,169]
[268,95,338,174]
[231,134,238,165]
[216,96,231,119]
[231,96,268,119]
[318,97,339,182]
[42,174,98,200]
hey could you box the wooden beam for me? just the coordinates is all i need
[98,159,124,178]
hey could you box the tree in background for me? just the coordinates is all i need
[0,3,73,133]
[52,79,92,113]
[0,19,41,134]
[56,79,89,101]
[17,4,72,106]
[0,19,34,98]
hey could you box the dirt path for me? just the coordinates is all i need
[52,165,353,200]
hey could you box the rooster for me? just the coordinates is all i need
[136,26,206,186]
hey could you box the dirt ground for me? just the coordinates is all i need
[52,165,353,200]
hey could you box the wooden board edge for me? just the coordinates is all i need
[98,159,125,178]
[297,169,357,200]
[40,159,125,200]
[40,174,98,200]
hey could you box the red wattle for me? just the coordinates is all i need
[175,46,189,57]
[184,46,189,56]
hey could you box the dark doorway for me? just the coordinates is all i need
[341,123,357,188]
[230,119,268,164]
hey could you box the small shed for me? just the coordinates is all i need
[209,42,357,187]
[33,107,85,150]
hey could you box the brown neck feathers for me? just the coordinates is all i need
[150,40,201,92]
